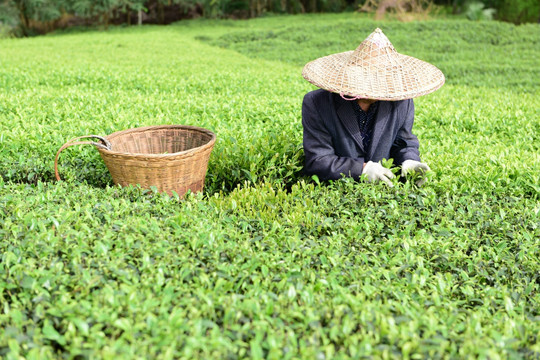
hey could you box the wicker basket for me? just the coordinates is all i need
[55,125,216,197]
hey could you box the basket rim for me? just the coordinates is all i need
[98,124,216,159]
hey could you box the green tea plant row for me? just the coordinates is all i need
[209,18,540,93]
[1,178,538,358]
[0,13,539,359]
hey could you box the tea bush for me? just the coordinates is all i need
[0,13,539,359]
[209,17,540,92]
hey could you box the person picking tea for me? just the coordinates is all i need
[301,28,445,186]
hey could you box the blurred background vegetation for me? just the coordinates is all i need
[0,0,538,37]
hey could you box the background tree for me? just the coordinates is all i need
[0,0,537,38]
[9,0,67,35]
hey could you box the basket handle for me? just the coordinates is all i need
[54,135,112,181]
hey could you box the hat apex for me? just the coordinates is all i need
[362,28,393,49]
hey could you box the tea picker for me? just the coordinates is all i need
[301,28,445,186]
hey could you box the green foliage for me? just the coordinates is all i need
[0,14,539,358]
[69,0,117,18]
[494,0,540,24]
[189,0,352,18]
[464,1,496,20]
[209,18,540,93]
[0,24,11,38]
[0,1,18,29]
[6,0,64,36]
[1,0,538,38]
[11,0,64,22]
[1,0,185,36]
[0,0,358,37]
[443,0,540,23]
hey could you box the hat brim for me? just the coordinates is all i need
[302,50,445,101]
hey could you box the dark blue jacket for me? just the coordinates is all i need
[302,89,421,181]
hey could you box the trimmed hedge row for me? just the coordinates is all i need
[0,13,539,359]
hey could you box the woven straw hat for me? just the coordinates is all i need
[302,28,445,101]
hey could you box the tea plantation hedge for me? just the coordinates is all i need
[1,13,539,359]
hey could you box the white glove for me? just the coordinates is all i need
[362,161,395,187]
[401,160,431,186]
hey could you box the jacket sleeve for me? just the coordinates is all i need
[302,93,365,181]
[390,99,421,166]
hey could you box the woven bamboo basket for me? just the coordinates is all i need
[55,125,216,197]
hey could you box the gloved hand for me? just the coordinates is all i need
[362,161,395,187]
[401,159,431,186]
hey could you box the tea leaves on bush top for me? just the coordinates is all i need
[209,16,540,93]
[0,13,539,359]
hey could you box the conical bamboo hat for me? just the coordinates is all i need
[302,28,445,101]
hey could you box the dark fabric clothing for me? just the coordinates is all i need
[302,89,421,181]
[351,100,378,152]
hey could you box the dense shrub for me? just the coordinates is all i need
[0,0,361,36]
[1,0,539,38]
[209,19,540,93]
[0,14,539,359]
[494,0,540,24]
[434,0,540,23]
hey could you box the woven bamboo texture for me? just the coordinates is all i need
[55,125,216,198]
[302,28,445,100]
